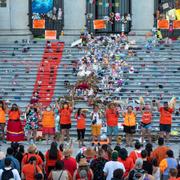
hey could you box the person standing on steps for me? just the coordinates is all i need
[105,102,119,145]
[122,105,137,147]
[75,108,87,148]
[157,101,175,143]
[56,101,74,143]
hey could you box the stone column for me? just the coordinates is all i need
[0,0,32,41]
[63,0,86,36]
[131,0,154,35]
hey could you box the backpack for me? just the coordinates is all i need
[1,168,14,180]
[132,169,145,180]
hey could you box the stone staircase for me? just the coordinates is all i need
[0,40,180,141]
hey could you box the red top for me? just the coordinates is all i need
[141,112,152,124]
[159,107,174,124]
[118,157,134,177]
[105,109,119,127]
[63,157,77,177]
[129,150,142,164]
[59,108,72,124]
[22,153,43,166]
[75,113,86,129]
[8,110,20,120]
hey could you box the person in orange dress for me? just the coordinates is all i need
[75,108,87,148]
[56,101,74,143]
[122,106,136,147]
[0,100,7,143]
[6,104,24,142]
[157,101,175,143]
[41,106,55,144]
[140,104,153,144]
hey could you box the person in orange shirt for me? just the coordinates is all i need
[140,104,153,144]
[158,101,175,142]
[151,137,170,165]
[41,106,55,144]
[105,102,119,145]
[56,101,73,143]
[75,108,87,148]
[122,106,136,147]
[0,100,7,143]
[22,156,43,180]
[7,104,24,142]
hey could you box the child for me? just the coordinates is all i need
[75,108,87,148]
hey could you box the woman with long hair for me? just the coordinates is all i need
[75,108,87,147]
[6,104,24,142]
[25,103,40,143]
[45,142,63,176]
[0,100,6,143]
[48,160,72,180]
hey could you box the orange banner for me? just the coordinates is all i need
[173,20,180,29]
[93,20,106,29]
[45,30,57,40]
[33,19,45,29]
[157,20,169,29]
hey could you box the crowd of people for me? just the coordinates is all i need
[0,138,179,179]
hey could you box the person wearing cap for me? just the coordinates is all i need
[21,145,43,169]
[105,102,119,145]
[151,137,170,165]
[122,105,137,147]
[157,101,175,142]
[140,103,153,144]
[73,158,93,180]
[63,148,77,177]
[103,151,125,180]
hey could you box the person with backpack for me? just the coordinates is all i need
[128,158,145,180]
[0,158,21,180]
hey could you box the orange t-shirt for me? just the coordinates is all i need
[159,107,174,124]
[0,108,6,123]
[22,163,42,180]
[42,111,55,128]
[106,109,119,127]
[124,112,136,126]
[22,153,43,167]
[151,146,170,165]
[141,112,152,124]
[75,113,86,129]
[59,108,72,125]
[8,110,20,120]
[129,150,142,163]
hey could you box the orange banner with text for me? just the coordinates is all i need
[45,30,57,40]
[157,20,169,29]
[93,20,106,29]
[33,19,45,29]
[173,20,180,29]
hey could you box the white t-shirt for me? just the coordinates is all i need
[103,161,125,180]
[91,111,102,125]
[0,167,21,180]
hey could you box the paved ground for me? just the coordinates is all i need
[0,138,180,159]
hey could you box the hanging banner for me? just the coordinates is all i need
[45,30,57,40]
[173,20,180,29]
[157,20,169,29]
[93,19,106,29]
[33,19,45,29]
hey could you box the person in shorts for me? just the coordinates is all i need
[105,102,119,145]
[90,105,102,146]
[122,106,136,147]
[158,101,175,142]
[140,104,153,144]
